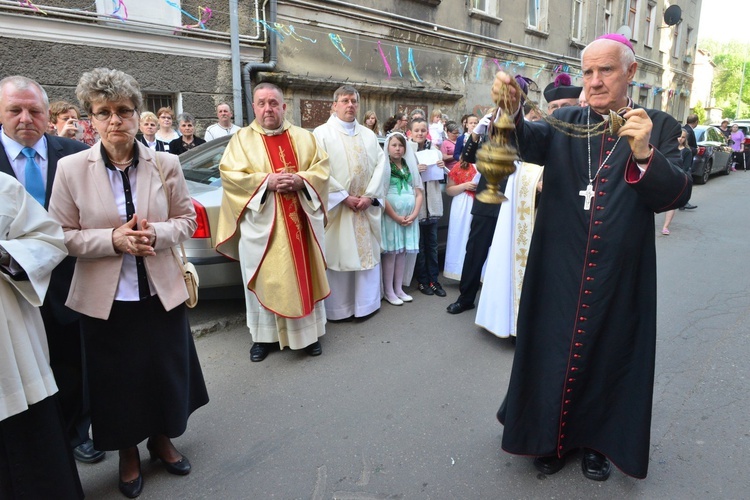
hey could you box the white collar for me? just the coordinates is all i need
[0,127,48,160]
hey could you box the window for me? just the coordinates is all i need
[645,3,656,47]
[95,0,181,27]
[603,0,612,34]
[627,0,641,41]
[572,0,584,41]
[638,88,649,107]
[671,23,682,59]
[144,93,175,114]
[685,26,694,61]
[471,0,498,17]
[528,0,548,31]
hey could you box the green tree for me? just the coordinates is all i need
[699,39,750,119]
[692,100,706,124]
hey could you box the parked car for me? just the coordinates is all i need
[179,135,243,298]
[691,125,733,184]
[179,134,454,297]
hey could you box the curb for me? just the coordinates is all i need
[190,313,245,339]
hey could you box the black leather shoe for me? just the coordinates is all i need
[581,449,611,481]
[430,282,447,297]
[679,203,697,210]
[446,301,475,314]
[250,342,272,362]
[304,341,322,356]
[418,283,434,296]
[146,439,191,476]
[533,455,566,475]
[73,438,106,464]
[118,448,143,498]
[118,472,143,498]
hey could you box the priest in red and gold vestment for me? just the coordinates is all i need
[216,83,330,362]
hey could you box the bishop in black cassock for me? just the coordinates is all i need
[495,36,692,480]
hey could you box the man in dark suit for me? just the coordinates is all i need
[0,76,104,463]
[680,114,698,210]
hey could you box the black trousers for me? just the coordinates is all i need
[457,214,498,305]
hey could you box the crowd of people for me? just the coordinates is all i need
[1,32,698,499]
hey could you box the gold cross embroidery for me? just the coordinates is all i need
[278,146,296,173]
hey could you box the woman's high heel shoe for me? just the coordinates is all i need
[146,437,191,476]
[118,449,143,498]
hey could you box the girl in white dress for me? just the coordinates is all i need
[380,133,423,305]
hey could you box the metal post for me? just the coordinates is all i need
[229,0,243,126]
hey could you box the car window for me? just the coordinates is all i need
[706,128,724,143]
[696,128,706,142]
[181,149,224,186]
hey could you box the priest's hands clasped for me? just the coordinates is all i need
[343,195,373,212]
[268,173,304,193]
[112,214,156,257]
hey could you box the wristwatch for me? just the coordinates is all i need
[370,198,380,207]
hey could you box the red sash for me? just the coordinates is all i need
[261,132,314,316]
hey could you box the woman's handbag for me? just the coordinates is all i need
[178,245,199,308]
[155,155,199,308]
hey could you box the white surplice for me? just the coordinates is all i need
[475,163,543,338]
[0,172,68,421]
[314,116,386,319]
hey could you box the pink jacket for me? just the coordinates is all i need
[49,143,197,320]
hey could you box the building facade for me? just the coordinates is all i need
[0,0,267,133]
[264,0,702,128]
[0,0,702,131]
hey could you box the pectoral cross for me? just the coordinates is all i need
[579,183,594,210]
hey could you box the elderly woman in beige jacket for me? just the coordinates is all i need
[49,68,208,499]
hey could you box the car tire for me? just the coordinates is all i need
[693,160,709,185]
[701,160,712,184]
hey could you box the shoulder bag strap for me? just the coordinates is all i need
[153,153,189,269]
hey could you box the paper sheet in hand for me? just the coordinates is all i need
[416,149,443,181]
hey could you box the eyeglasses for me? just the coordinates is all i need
[92,108,137,121]
[337,98,358,105]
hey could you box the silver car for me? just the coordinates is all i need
[179,136,243,298]
[179,134,454,296]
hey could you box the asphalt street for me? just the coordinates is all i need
[78,170,750,499]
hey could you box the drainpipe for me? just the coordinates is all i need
[229,0,243,125]
[243,0,278,124]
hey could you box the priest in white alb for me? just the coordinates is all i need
[0,172,83,499]
[313,85,385,321]
[216,83,330,363]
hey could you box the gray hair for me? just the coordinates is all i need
[0,75,49,108]
[409,108,426,119]
[176,112,195,124]
[252,82,284,101]
[581,39,636,73]
[75,68,143,115]
[333,85,359,103]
